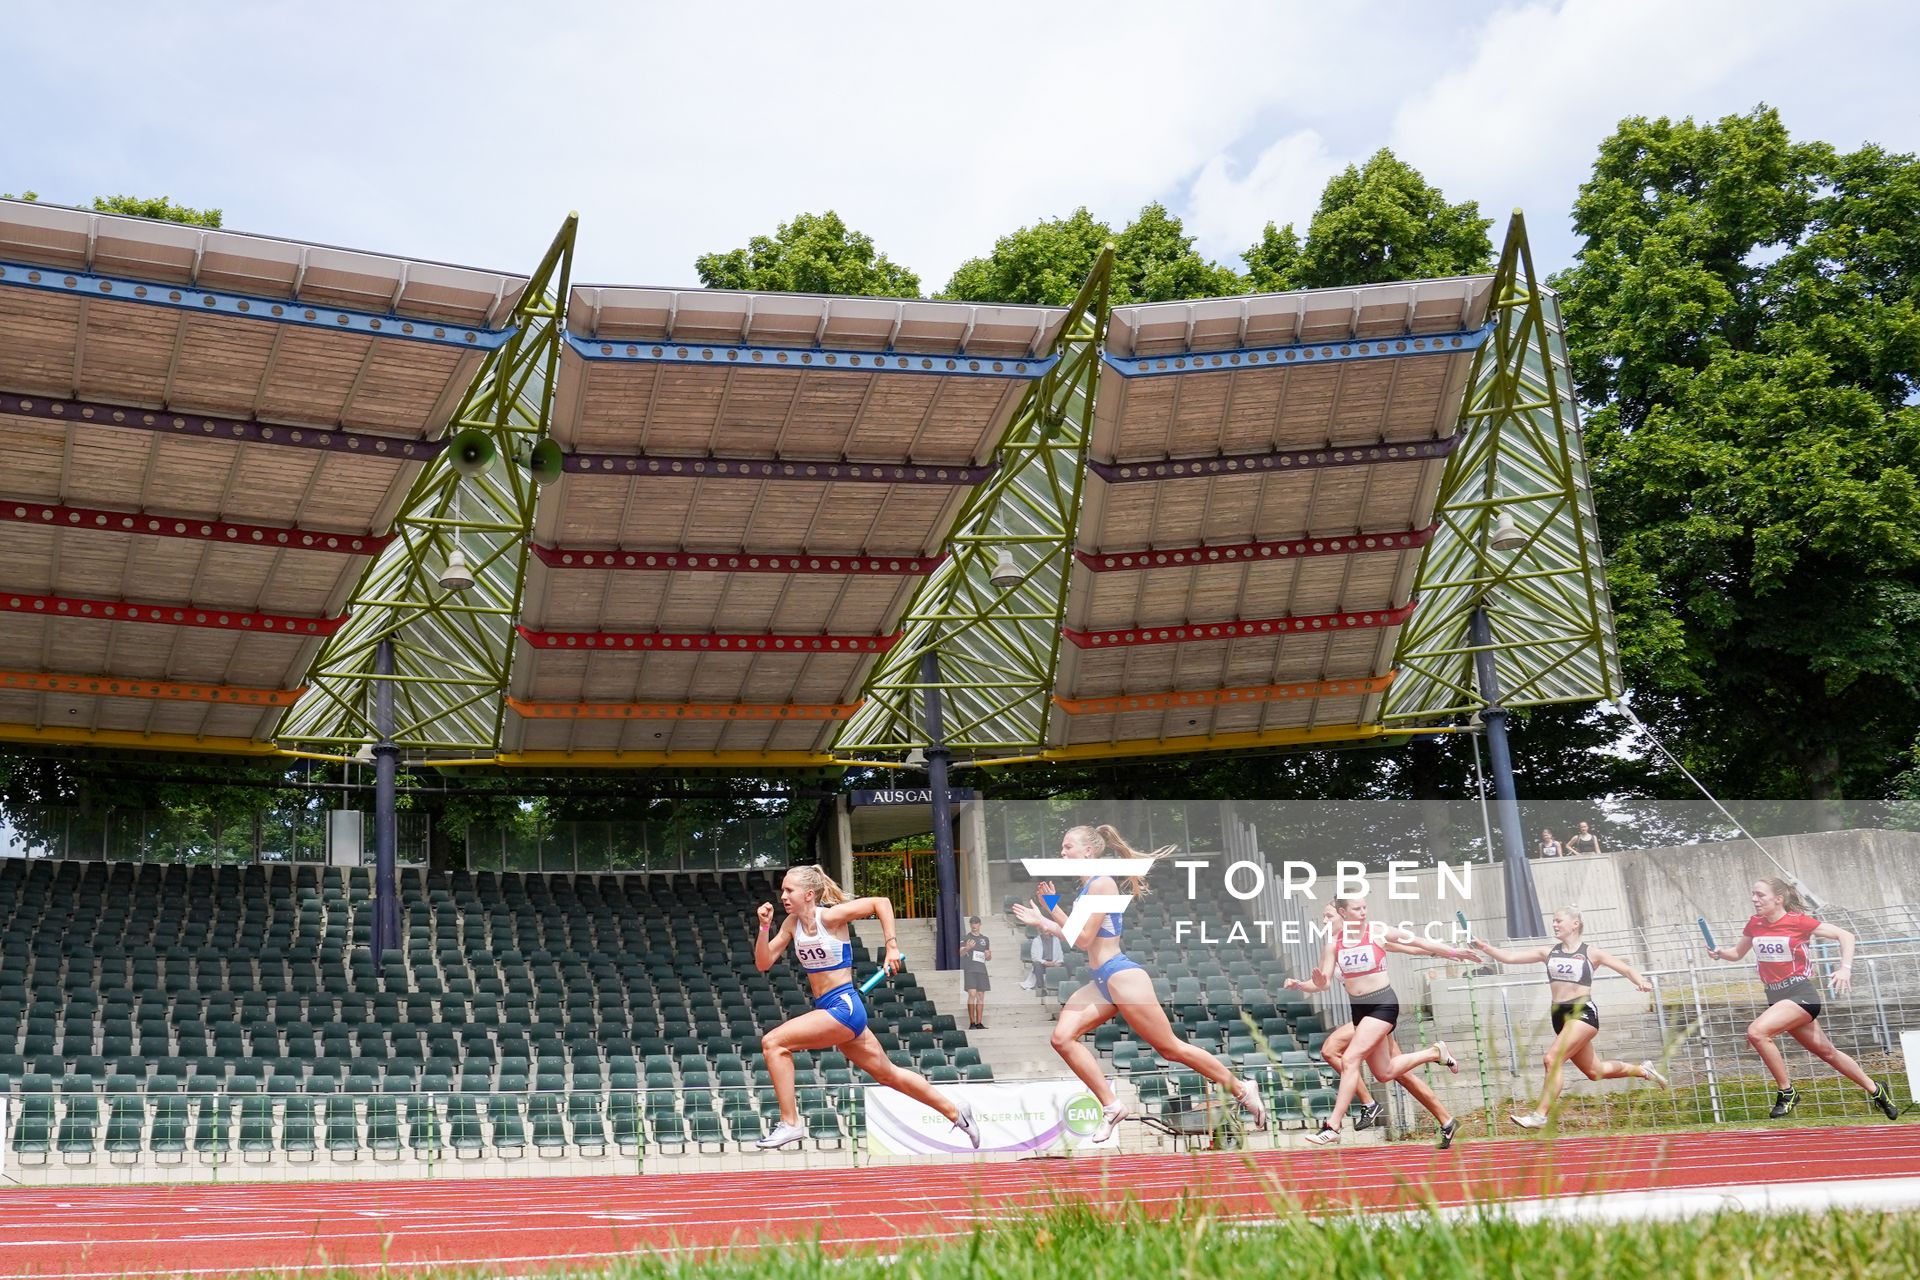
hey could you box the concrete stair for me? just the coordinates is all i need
[854,918,1063,1079]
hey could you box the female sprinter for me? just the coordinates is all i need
[1010,824,1267,1142]
[1470,905,1668,1128]
[1286,896,1475,1148]
[1706,877,1899,1121]
[752,865,981,1151]
[1317,1015,1458,1142]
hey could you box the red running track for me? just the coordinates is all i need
[3,1125,1917,1279]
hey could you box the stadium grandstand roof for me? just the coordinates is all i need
[0,200,526,756]
[0,198,1618,768]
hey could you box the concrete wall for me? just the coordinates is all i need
[1613,828,1920,934]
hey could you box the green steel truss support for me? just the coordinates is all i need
[274,215,578,756]
[1383,212,1621,724]
[835,250,1114,754]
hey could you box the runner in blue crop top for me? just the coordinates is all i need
[1012,822,1268,1143]
[752,864,980,1152]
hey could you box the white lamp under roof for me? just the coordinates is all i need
[1490,512,1527,552]
[439,547,475,592]
[988,549,1024,590]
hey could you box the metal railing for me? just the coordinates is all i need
[5,947,1913,1173]
[1387,937,1920,1135]
[463,818,792,875]
[0,808,430,866]
[2,1083,863,1171]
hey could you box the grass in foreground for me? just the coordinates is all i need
[248,1202,1920,1280]
[608,1205,1920,1280]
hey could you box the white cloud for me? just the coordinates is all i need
[1168,0,1920,278]
[1386,0,1779,247]
[1185,129,1346,267]
[8,1,1919,291]
[1380,0,1920,267]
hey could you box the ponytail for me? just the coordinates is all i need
[1761,876,1807,915]
[789,864,849,906]
[1066,823,1174,897]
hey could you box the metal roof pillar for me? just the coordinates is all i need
[922,649,962,972]
[371,637,401,967]
[1471,607,1544,938]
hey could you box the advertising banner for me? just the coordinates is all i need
[863,1078,1118,1156]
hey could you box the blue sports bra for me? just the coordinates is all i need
[1074,882,1124,938]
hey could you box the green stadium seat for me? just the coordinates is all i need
[191,1095,231,1161]
[11,1081,53,1164]
[566,1094,605,1154]
[649,1112,688,1154]
[324,1097,360,1160]
[406,1097,442,1157]
[805,1109,843,1150]
[528,1095,566,1156]
[446,1096,485,1157]
[281,1096,318,1158]
[56,1091,100,1162]
[488,1096,526,1157]
[237,1095,276,1160]
[607,1093,641,1156]
[104,1092,146,1163]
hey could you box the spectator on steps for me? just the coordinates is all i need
[961,916,992,1029]
[1021,926,1065,993]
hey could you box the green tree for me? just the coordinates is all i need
[941,207,1112,306]
[90,194,222,228]
[1114,202,1243,302]
[1552,106,1920,801]
[943,203,1240,306]
[0,191,222,228]
[1241,221,1304,292]
[1244,148,1491,291]
[695,211,919,297]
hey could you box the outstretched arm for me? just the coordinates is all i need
[1708,936,1753,963]
[1591,946,1652,993]
[1012,876,1111,953]
[1285,933,1339,992]
[1382,925,1476,961]
[1471,939,1550,967]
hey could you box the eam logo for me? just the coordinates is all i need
[1020,858,1156,941]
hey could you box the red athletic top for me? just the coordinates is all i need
[1743,911,1821,985]
[1334,931,1388,980]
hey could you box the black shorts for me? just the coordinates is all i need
[1348,988,1400,1032]
[963,969,991,992]
[1765,977,1822,1020]
[1550,999,1600,1033]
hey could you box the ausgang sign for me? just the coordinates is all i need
[850,788,979,806]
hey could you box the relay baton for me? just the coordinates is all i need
[1697,917,1717,951]
[1454,910,1471,936]
[860,956,902,994]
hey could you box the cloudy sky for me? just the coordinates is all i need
[8,1,1918,291]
